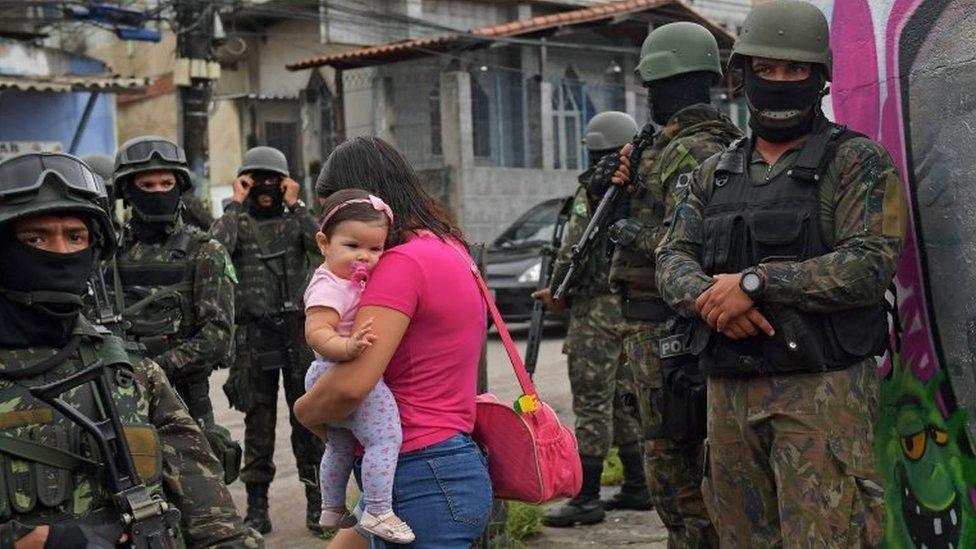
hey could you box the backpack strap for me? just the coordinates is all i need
[714,137,748,188]
[788,123,865,183]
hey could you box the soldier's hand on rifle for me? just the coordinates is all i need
[610,143,634,188]
[346,317,378,358]
[281,177,301,209]
[17,522,127,549]
[232,174,254,204]
[588,150,624,198]
[531,287,565,312]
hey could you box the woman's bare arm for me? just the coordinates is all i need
[295,305,409,427]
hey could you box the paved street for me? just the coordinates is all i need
[212,325,666,548]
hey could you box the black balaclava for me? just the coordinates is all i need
[743,64,825,143]
[645,71,714,125]
[127,185,182,244]
[0,227,94,348]
[246,171,285,218]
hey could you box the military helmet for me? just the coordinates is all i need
[0,152,117,257]
[81,154,114,183]
[238,146,289,178]
[635,22,722,84]
[584,112,638,152]
[113,135,193,194]
[731,0,832,79]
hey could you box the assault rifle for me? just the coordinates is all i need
[524,197,573,377]
[31,362,181,548]
[552,125,656,301]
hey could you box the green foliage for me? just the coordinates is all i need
[602,447,623,486]
[503,502,544,547]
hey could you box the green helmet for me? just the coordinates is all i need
[113,135,193,194]
[238,146,289,178]
[731,0,832,79]
[635,22,722,84]
[0,152,116,257]
[584,112,638,152]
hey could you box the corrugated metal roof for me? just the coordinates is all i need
[286,0,733,71]
[0,74,149,93]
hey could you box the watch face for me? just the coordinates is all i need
[742,272,761,293]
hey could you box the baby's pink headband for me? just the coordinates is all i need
[321,194,394,228]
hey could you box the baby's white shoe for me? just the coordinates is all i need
[359,510,416,544]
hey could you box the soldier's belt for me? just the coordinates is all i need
[620,297,672,322]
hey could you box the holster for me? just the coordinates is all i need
[202,424,242,485]
[620,295,672,322]
[656,319,707,443]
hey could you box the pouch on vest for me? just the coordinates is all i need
[657,320,706,443]
[31,424,72,509]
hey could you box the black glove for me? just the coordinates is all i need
[587,152,622,199]
[44,522,123,549]
[608,218,644,247]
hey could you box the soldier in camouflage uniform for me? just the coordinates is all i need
[596,22,740,547]
[534,112,650,527]
[655,2,908,546]
[210,146,324,535]
[0,151,261,547]
[109,136,241,481]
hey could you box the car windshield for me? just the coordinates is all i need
[494,199,564,248]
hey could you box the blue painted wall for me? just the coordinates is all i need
[0,90,116,156]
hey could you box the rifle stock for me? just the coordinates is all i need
[525,197,572,376]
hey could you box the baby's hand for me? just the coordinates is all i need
[346,317,377,358]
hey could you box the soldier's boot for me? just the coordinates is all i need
[305,482,326,535]
[543,456,606,527]
[244,483,273,534]
[602,443,653,511]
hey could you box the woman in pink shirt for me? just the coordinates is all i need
[295,137,491,548]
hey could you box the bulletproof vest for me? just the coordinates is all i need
[0,330,165,527]
[696,122,888,376]
[610,118,739,297]
[114,225,206,358]
[233,212,314,322]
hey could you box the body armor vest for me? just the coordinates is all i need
[233,212,313,321]
[0,328,166,529]
[115,226,205,359]
[696,122,888,376]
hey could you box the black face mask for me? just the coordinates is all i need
[743,66,825,143]
[247,179,285,218]
[645,71,714,125]
[0,232,93,348]
[127,186,181,243]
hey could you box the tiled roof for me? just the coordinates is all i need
[0,74,149,93]
[287,0,732,71]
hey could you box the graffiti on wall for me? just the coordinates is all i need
[822,0,976,546]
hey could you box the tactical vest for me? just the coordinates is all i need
[696,123,888,376]
[115,226,206,358]
[233,212,314,322]
[0,330,166,530]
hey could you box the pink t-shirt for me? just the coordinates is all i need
[304,265,362,350]
[360,232,485,453]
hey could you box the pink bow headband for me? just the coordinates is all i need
[321,194,394,228]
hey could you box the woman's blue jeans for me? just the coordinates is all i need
[354,434,493,548]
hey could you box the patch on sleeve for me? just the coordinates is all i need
[882,173,908,239]
[222,251,238,283]
[573,197,589,218]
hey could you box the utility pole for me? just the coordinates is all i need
[175,0,218,200]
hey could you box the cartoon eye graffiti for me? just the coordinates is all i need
[901,431,927,461]
[932,427,950,446]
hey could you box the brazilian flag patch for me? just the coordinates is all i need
[573,198,588,218]
[223,252,238,284]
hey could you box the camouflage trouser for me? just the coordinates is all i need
[622,319,717,549]
[703,358,884,548]
[564,293,641,459]
[236,322,325,495]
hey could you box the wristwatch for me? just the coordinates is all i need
[740,267,765,301]
[287,199,306,212]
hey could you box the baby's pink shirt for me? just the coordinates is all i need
[360,232,485,453]
[304,265,362,342]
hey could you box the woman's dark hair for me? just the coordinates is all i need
[316,137,464,246]
[318,188,389,238]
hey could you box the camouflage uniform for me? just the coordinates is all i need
[210,200,324,523]
[609,104,739,548]
[114,222,235,427]
[551,170,642,460]
[0,317,262,547]
[656,124,908,547]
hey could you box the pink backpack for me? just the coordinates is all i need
[454,245,582,503]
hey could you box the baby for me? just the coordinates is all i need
[303,188,414,544]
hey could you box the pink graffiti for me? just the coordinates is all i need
[828,0,938,387]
